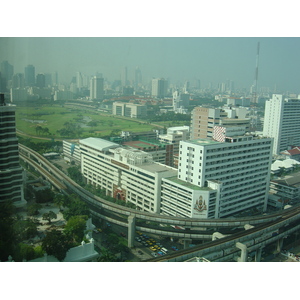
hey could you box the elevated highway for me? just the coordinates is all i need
[19,143,300,259]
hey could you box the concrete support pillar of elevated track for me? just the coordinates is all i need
[128,215,136,248]
[276,237,284,253]
[255,248,262,262]
[183,239,192,249]
[236,242,248,262]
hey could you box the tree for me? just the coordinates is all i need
[64,215,88,244]
[54,193,69,210]
[97,248,118,262]
[14,243,36,262]
[41,230,72,261]
[27,203,42,216]
[42,211,57,224]
[62,195,90,221]
[0,201,16,261]
[34,188,54,203]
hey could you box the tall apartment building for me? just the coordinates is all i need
[173,90,190,112]
[0,94,26,207]
[112,102,147,118]
[190,106,250,139]
[36,74,45,88]
[151,78,167,98]
[79,137,176,213]
[263,94,300,155]
[160,126,273,219]
[24,64,35,87]
[90,76,104,100]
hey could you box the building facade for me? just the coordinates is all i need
[151,78,167,98]
[112,102,147,118]
[263,94,300,155]
[190,106,250,140]
[0,94,26,207]
[90,76,104,100]
[160,126,273,219]
[79,138,176,214]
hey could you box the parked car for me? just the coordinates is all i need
[157,251,164,256]
[171,246,179,251]
[151,252,158,257]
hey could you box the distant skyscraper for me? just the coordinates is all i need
[1,61,14,81]
[24,64,35,87]
[0,94,26,207]
[76,71,83,89]
[52,72,58,86]
[135,66,142,89]
[151,78,167,98]
[11,73,25,88]
[90,76,104,100]
[36,74,46,88]
[121,67,128,87]
[263,94,300,155]
[44,73,52,87]
[173,90,190,111]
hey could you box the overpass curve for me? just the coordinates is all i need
[19,143,299,236]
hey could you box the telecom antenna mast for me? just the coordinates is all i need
[252,42,260,104]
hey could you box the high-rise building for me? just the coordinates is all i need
[11,73,25,89]
[161,126,273,218]
[24,64,35,87]
[134,66,142,89]
[1,61,14,81]
[90,76,104,100]
[121,67,128,87]
[263,94,300,155]
[151,78,167,98]
[0,94,26,207]
[190,106,251,140]
[36,73,46,88]
[173,90,190,112]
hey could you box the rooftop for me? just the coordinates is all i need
[165,176,212,191]
[80,137,119,152]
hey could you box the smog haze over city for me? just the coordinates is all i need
[1,37,300,94]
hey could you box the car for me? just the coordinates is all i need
[136,231,142,235]
[142,241,148,246]
[171,246,179,251]
[149,239,156,243]
[120,232,126,237]
[153,245,161,250]
[149,246,156,251]
[135,237,140,241]
[151,252,158,257]
[157,251,164,256]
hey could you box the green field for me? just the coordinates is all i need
[16,105,160,139]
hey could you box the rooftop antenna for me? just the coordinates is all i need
[252,42,260,104]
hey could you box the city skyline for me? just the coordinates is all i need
[1,37,300,93]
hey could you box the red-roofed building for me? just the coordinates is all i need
[281,147,300,161]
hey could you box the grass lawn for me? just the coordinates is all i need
[16,104,159,139]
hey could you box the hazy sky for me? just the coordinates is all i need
[1,37,300,93]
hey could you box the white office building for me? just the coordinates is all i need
[79,137,176,213]
[90,76,104,100]
[263,94,300,155]
[161,126,273,219]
